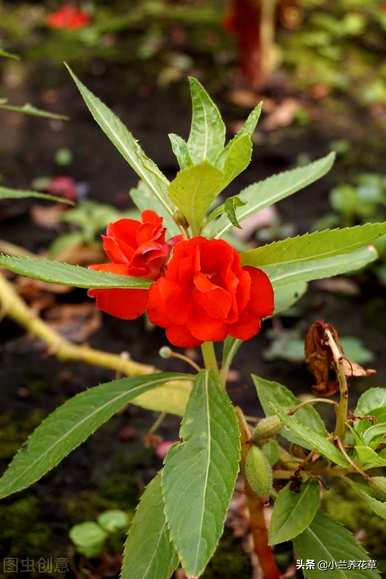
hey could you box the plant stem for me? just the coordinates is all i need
[288,397,337,415]
[236,408,281,579]
[325,329,349,440]
[201,341,218,371]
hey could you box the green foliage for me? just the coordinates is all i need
[70,522,108,557]
[168,161,224,233]
[269,481,320,545]
[0,255,151,289]
[98,510,131,533]
[241,223,386,267]
[293,511,381,578]
[162,370,240,577]
[0,373,188,499]
[121,473,178,579]
[129,181,180,236]
[187,77,226,164]
[168,133,192,169]
[265,245,377,288]
[66,64,174,217]
[205,152,335,238]
[0,185,73,205]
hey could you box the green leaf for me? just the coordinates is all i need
[363,422,386,448]
[187,77,226,164]
[237,102,262,137]
[205,152,335,238]
[168,161,224,233]
[98,510,130,532]
[0,102,68,120]
[253,375,328,448]
[223,197,247,228]
[269,481,320,545]
[355,445,386,469]
[168,133,192,169]
[0,186,73,205]
[121,473,178,579]
[241,223,386,267]
[65,64,174,217]
[265,245,377,288]
[0,373,188,499]
[0,48,19,60]
[347,480,386,521]
[132,379,191,417]
[129,181,181,236]
[273,282,307,314]
[293,511,381,578]
[162,370,240,577]
[0,255,151,289]
[216,134,253,187]
[355,387,386,416]
[270,403,348,466]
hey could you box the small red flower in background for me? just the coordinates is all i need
[47,176,78,201]
[147,237,274,347]
[88,211,180,320]
[47,5,91,30]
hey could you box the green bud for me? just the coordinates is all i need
[159,346,172,359]
[369,476,386,500]
[252,416,282,442]
[245,445,273,498]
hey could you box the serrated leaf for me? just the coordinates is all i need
[168,161,224,233]
[121,473,178,579]
[293,511,381,578]
[129,181,180,236]
[223,197,247,228]
[241,223,386,267]
[132,379,191,417]
[168,133,192,169]
[0,186,73,205]
[205,152,335,238]
[355,387,386,416]
[65,64,174,217]
[237,102,262,137]
[216,134,253,187]
[0,373,188,499]
[187,77,226,164]
[0,255,151,289]
[253,375,328,449]
[269,402,348,467]
[355,445,386,468]
[0,102,68,120]
[162,370,240,577]
[269,481,320,545]
[363,422,386,447]
[265,245,377,288]
[273,281,307,314]
[347,480,386,521]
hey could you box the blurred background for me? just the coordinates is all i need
[1,1,386,577]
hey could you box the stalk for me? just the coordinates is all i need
[201,341,218,371]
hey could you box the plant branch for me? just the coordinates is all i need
[288,397,337,415]
[0,272,191,413]
[236,407,281,579]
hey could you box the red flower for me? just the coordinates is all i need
[88,211,179,320]
[147,237,274,347]
[47,5,91,30]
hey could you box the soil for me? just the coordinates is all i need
[1,62,386,578]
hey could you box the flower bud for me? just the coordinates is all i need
[252,416,282,442]
[159,346,172,359]
[245,445,273,498]
[369,476,386,500]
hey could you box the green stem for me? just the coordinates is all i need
[201,341,218,371]
[325,329,349,441]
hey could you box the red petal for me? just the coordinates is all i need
[166,326,202,348]
[228,315,262,341]
[188,307,227,342]
[88,288,148,320]
[245,267,274,318]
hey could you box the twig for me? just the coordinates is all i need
[324,329,349,440]
[288,397,337,415]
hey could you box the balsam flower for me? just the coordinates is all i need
[147,236,274,347]
[88,211,179,320]
[47,5,91,30]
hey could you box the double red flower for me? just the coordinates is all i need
[88,212,274,347]
[47,5,91,30]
